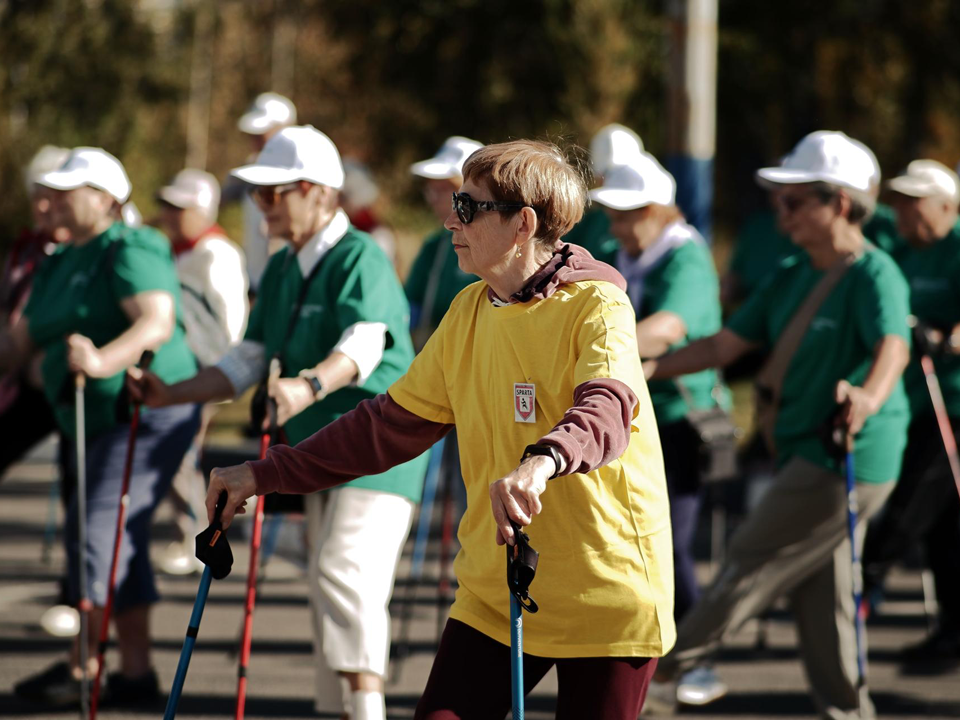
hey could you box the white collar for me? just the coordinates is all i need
[618,220,702,279]
[296,209,350,277]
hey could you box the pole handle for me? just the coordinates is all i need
[76,373,86,390]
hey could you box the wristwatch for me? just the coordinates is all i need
[301,373,326,402]
[520,444,563,480]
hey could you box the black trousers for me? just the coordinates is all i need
[862,413,960,635]
[0,381,59,479]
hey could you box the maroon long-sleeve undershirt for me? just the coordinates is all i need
[250,378,638,497]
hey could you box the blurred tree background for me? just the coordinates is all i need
[2,0,960,272]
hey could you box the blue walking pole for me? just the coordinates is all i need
[507,521,539,720]
[163,491,233,720]
[843,433,866,688]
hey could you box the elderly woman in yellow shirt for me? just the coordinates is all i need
[205,140,674,719]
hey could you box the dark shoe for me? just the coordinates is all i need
[103,668,160,707]
[899,631,960,666]
[13,661,82,707]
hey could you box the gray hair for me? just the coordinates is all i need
[808,181,876,226]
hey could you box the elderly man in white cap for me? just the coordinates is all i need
[562,123,644,257]
[155,168,250,574]
[590,151,728,705]
[644,131,912,718]
[406,135,484,348]
[9,147,200,708]
[228,92,298,293]
[128,126,427,720]
[861,159,960,669]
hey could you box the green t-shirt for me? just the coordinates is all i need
[864,203,905,257]
[25,223,198,440]
[728,209,799,301]
[895,222,960,419]
[405,227,477,330]
[728,248,911,483]
[597,239,726,425]
[246,225,427,502]
[562,206,619,259]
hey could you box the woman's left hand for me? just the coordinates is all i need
[268,376,315,427]
[66,334,109,378]
[489,455,554,546]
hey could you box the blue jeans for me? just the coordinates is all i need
[65,403,201,612]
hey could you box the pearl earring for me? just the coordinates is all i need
[515,249,522,259]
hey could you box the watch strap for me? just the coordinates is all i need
[521,443,563,480]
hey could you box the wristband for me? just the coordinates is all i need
[521,444,563,480]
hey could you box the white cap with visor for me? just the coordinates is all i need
[158,169,221,221]
[36,147,132,203]
[589,152,676,210]
[590,124,644,178]
[231,125,344,190]
[888,160,960,205]
[237,92,297,135]
[410,136,484,180]
[756,131,878,192]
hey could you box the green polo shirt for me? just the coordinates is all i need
[562,206,619,259]
[728,209,799,301]
[864,203,905,257]
[728,248,911,483]
[25,222,197,440]
[597,240,726,425]
[405,227,477,330]
[246,225,427,502]
[895,222,960,419]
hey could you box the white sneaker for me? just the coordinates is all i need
[676,666,727,706]
[39,605,79,637]
[641,678,677,716]
[159,542,203,575]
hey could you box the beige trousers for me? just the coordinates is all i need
[305,487,415,714]
[660,457,894,720]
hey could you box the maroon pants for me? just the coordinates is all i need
[415,619,657,720]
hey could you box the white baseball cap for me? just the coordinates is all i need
[888,160,960,204]
[410,136,484,180]
[237,92,297,135]
[24,145,71,194]
[230,125,344,190]
[756,131,878,193]
[589,153,676,210]
[590,124,644,178]
[36,147,132,203]
[158,169,221,220]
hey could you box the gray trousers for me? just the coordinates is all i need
[659,457,894,720]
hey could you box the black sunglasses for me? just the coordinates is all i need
[452,192,527,224]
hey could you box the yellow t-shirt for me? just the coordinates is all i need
[388,280,675,658]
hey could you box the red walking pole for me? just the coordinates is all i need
[235,358,279,720]
[919,354,960,500]
[90,351,153,720]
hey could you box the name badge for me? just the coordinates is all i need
[514,383,536,423]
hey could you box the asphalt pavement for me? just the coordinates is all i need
[1,436,958,719]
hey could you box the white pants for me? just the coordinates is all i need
[305,487,415,714]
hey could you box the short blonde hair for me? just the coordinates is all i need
[462,140,587,246]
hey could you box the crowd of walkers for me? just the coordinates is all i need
[1,89,958,720]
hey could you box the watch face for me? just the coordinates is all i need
[309,376,323,397]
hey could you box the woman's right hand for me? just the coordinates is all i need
[206,463,257,529]
[126,367,173,407]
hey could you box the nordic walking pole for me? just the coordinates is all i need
[164,491,233,720]
[76,373,91,720]
[235,359,279,720]
[506,520,539,720]
[89,350,154,720]
[918,353,960,499]
[843,431,866,689]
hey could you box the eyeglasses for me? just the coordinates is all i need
[451,192,527,224]
[250,182,301,208]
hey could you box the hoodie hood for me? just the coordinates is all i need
[490,243,627,304]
